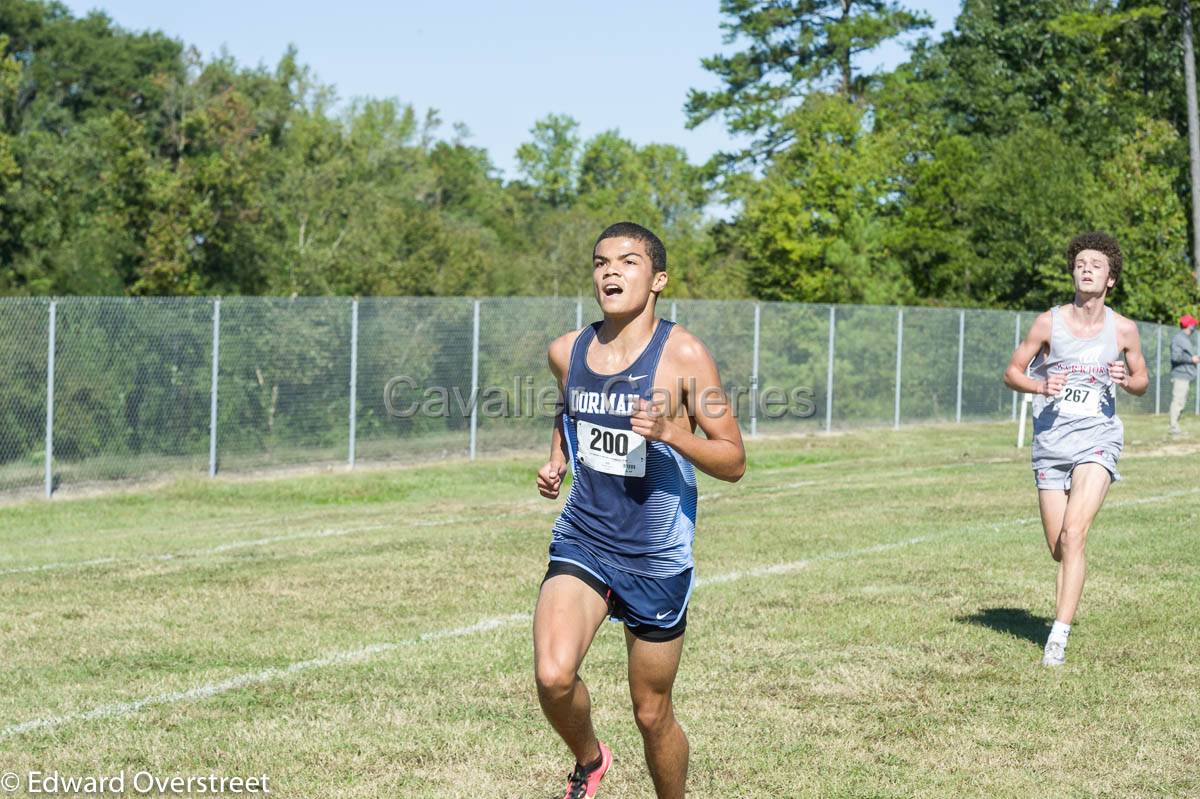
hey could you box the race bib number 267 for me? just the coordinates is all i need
[1057,385,1101,417]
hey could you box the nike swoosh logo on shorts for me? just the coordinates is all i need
[655,610,673,620]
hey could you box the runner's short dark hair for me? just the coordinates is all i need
[1066,231,1122,286]
[595,222,667,273]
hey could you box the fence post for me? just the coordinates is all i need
[956,309,965,423]
[348,298,359,468]
[671,301,677,323]
[44,300,56,498]
[1012,313,1021,421]
[209,298,221,478]
[825,306,836,432]
[469,299,480,460]
[575,299,582,329]
[894,308,903,430]
[750,303,760,437]
[1155,326,1162,414]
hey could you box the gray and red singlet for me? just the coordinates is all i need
[1029,305,1124,489]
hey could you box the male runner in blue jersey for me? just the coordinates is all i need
[1003,231,1148,666]
[533,222,746,798]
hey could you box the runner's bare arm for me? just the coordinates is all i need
[537,332,579,499]
[1111,316,1149,396]
[631,329,746,482]
[1003,311,1064,396]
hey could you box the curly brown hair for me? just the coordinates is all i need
[1065,231,1123,287]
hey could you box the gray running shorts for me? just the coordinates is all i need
[1031,410,1123,491]
[1033,447,1121,490]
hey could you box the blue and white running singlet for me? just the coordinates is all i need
[551,320,698,578]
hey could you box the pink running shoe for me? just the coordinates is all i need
[562,741,612,798]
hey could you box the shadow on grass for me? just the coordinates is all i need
[958,607,1051,646]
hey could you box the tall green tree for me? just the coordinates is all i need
[136,57,275,295]
[892,0,1197,315]
[0,34,21,218]
[0,0,182,133]
[1086,118,1198,318]
[577,132,708,232]
[515,113,580,208]
[686,0,930,162]
[1181,0,1200,281]
[728,94,911,303]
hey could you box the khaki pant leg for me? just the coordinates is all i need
[1168,377,1190,432]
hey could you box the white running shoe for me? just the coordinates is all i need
[1041,639,1066,666]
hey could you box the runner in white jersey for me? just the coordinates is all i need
[533,222,746,798]
[1003,232,1148,666]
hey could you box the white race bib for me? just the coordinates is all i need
[1057,384,1102,417]
[576,419,646,477]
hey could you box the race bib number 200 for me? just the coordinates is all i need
[576,419,646,477]
[1057,385,1101,417]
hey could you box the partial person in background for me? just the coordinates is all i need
[1168,314,1199,437]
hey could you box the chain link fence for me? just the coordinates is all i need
[0,297,1187,499]
[0,298,49,496]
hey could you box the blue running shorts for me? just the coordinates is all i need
[544,538,694,642]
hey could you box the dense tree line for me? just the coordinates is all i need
[1,0,1199,320]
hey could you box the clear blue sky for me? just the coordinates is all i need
[61,0,962,179]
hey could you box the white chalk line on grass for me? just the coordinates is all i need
[0,473,860,578]
[0,555,126,574]
[5,533,927,740]
[4,438,1190,575]
[0,523,391,576]
[0,613,530,739]
[693,485,1200,589]
[0,483,786,576]
[4,477,1196,580]
[9,450,1176,579]
[697,536,934,587]
[0,500,564,578]
[6,485,1194,740]
[0,455,1008,578]
[23,508,358,551]
[1107,486,1200,507]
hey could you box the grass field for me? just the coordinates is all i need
[2,415,1199,798]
